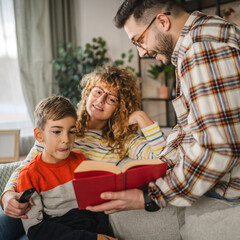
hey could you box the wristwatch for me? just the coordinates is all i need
[143,188,160,212]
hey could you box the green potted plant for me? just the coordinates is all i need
[51,37,137,107]
[148,63,174,99]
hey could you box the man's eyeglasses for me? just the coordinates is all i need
[132,12,171,49]
[91,86,119,105]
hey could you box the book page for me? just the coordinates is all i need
[74,159,164,175]
[121,159,164,173]
[74,160,122,174]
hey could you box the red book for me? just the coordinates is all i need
[72,159,167,209]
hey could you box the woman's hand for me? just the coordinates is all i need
[128,111,154,129]
[97,234,118,240]
[2,191,33,218]
[86,189,144,214]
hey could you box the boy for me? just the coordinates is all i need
[17,96,115,240]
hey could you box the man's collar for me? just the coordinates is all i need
[171,11,205,66]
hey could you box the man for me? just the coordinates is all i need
[87,1,240,239]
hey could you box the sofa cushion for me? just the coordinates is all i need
[109,205,183,240]
[0,162,21,195]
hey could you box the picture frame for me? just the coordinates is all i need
[0,129,20,163]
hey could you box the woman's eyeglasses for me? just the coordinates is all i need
[132,12,171,49]
[91,86,119,105]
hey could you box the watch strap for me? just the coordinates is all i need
[143,188,160,212]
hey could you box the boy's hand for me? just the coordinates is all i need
[2,191,33,218]
[97,234,118,240]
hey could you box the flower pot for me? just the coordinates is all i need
[157,86,168,99]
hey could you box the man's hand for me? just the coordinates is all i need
[86,189,144,214]
[2,191,33,218]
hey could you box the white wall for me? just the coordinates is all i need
[74,0,138,71]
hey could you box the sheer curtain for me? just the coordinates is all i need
[14,0,53,124]
[13,0,76,124]
[0,0,33,133]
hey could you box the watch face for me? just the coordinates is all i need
[145,201,160,212]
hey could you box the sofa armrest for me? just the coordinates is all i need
[0,162,21,196]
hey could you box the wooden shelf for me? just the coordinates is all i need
[182,0,239,13]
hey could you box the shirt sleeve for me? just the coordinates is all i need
[18,168,44,233]
[125,122,166,160]
[150,41,240,207]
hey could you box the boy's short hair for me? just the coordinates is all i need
[34,96,77,129]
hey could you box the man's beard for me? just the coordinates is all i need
[155,31,173,65]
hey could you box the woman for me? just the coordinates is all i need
[0,66,166,239]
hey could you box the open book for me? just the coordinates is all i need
[72,159,167,209]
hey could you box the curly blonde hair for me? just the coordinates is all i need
[76,65,141,158]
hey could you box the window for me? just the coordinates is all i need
[0,0,33,135]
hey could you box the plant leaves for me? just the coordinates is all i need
[51,39,137,107]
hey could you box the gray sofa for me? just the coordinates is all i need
[0,161,21,196]
[0,134,35,195]
[0,159,182,240]
[2,161,239,240]
[0,128,184,240]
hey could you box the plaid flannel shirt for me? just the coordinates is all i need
[150,11,240,208]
